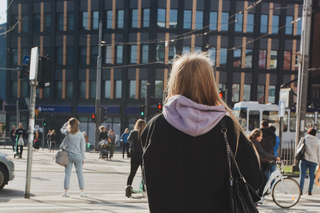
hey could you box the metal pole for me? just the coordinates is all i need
[295,0,312,165]
[95,21,102,151]
[279,117,283,158]
[144,82,149,121]
[41,119,44,150]
[16,100,20,126]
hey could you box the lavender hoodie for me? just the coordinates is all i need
[163,95,227,137]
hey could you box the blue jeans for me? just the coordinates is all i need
[299,159,317,193]
[64,152,84,190]
[11,138,15,151]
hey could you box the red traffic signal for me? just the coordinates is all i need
[91,114,96,122]
[157,102,163,113]
[219,92,223,98]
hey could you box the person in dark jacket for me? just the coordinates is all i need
[13,123,28,158]
[141,53,263,213]
[50,130,58,153]
[126,119,146,197]
[108,129,117,159]
[121,128,130,158]
[33,130,41,151]
[249,128,280,202]
[98,126,109,159]
[46,130,52,151]
[10,125,16,151]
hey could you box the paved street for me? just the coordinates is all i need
[0,147,320,212]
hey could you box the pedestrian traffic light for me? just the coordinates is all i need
[219,89,226,101]
[91,114,96,122]
[157,102,163,113]
[38,55,52,88]
[100,107,108,122]
[43,121,46,126]
[140,105,145,118]
[19,64,29,80]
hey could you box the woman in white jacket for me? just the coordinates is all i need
[298,128,320,195]
[60,117,86,197]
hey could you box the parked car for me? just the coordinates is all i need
[0,152,15,190]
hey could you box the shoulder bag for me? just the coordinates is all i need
[54,135,70,166]
[295,137,305,163]
[221,118,260,213]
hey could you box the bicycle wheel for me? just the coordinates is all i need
[272,177,301,208]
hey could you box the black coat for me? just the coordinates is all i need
[127,130,143,153]
[260,128,276,156]
[99,131,109,141]
[141,114,263,213]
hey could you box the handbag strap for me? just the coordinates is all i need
[220,118,244,186]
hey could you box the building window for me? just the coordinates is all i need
[105,46,112,64]
[284,51,291,70]
[81,12,88,30]
[11,15,18,32]
[66,81,73,98]
[11,81,17,98]
[183,46,191,53]
[22,48,28,57]
[105,11,112,29]
[168,46,176,62]
[245,49,252,68]
[131,9,138,28]
[220,48,227,67]
[209,12,217,30]
[183,10,192,29]
[233,49,241,67]
[44,14,51,32]
[79,47,87,64]
[67,47,74,65]
[156,45,165,62]
[44,47,51,57]
[285,16,293,35]
[56,13,63,31]
[257,85,265,103]
[129,80,136,98]
[272,15,279,34]
[244,84,251,102]
[22,15,28,32]
[92,11,99,30]
[68,12,75,30]
[221,13,229,31]
[79,81,86,98]
[116,46,123,64]
[268,85,276,103]
[117,10,124,28]
[157,9,166,28]
[195,11,203,29]
[235,13,243,32]
[140,80,147,98]
[260,15,268,33]
[170,9,178,29]
[247,14,254,33]
[56,47,63,65]
[131,45,137,63]
[259,50,266,68]
[91,46,98,64]
[155,80,163,99]
[142,45,148,63]
[209,47,216,66]
[90,81,96,98]
[115,80,122,98]
[11,49,18,66]
[44,87,50,98]
[56,81,62,98]
[33,14,41,31]
[104,80,110,98]
[143,9,150,27]
[270,50,277,69]
[297,17,302,35]
[21,81,28,98]
[232,84,240,102]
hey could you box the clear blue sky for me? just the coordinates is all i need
[0,0,7,25]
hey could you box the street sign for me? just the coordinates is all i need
[279,100,285,117]
[279,88,293,108]
[35,125,39,131]
[29,47,39,80]
[39,128,43,132]
[22,55,30,64]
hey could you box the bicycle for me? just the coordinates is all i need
[262,161,301,208]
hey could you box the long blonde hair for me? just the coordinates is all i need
[167,52,255,157]
[68,117,79,135]
[134,119,146,140]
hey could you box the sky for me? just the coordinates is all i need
[0,0,7,25]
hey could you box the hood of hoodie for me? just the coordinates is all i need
[163,95,227,137]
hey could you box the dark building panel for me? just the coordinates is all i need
[55,69,63,80]
[258,73,265,84]
[222,1,230,12]
[90,34,98,45]
[245,73,252,84]
[209,35,217,47]
[261,3,269,15]
[34,3,41,13]
[66,69,74,80]
[248,2,256,13]
[219,71,227,83]
[127,68,136,80]
[21,3,29,14]
[234,37,242,47]
[284,40,293,51]
[102,69,111,80]
[92,0,99,10]
[56,1,64,12]
[78,69,87,80]
[11,3,18,15]
[271,39,279,50]
[236,1,244,11]
[155,69,164,80]
[129,33,137,42]
[44,2,51,13]
[32,37,40,47]
[68,1,75,11]
[221,36,229,48]
[139,68,148,79]
[287,4,295,16]
[197,0,205,10]
[247,37,254,49]
[158,0,166,8]
[195,35,203,46]
[21,37,29,48]
[114,69,122,80]
[115,34,123,43]
[141,33,149,42]
[116,0,124,9]
[55,36,63,46]
[260,38,268,49]
[67,36,74,46]
[89,69,96,79]
[80,0,87,11]
[233,73,241,84]
[130,0,138,9]
[105,0,112,10]
[210,0,219,11]
[171,0,179,9]
[273,3,281,15]
[270,74,277,85]
[185,0,193,10]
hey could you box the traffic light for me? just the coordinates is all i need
[91,114,96,122]
[100,107,108,122]
[19,64,29,80]
[38,55,52,88]
[43,121,46,126]
[140,105,145,118]
[157,102,163,113]
[219,89,226,101]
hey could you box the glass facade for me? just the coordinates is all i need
[183,10,192,29]
[157,9,166,28]
[106,11,112,29]
[170,9,178,28]
[195,11,203,29]
[209,12,217,31]
[132,9,138,28]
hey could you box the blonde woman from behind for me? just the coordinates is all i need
[60,117,86,197]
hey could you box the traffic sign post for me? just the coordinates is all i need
[278,100,285,117]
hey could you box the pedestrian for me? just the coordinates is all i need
[50,130,58,153]
[126,119,146,197]
[98,126,109,159]
[140,53,263,212]
[298,128,320,196]
[60,117,86,197]
[13,123,27,158]
[83,132,90,151]
[121,128,130,158]
[46,130,52,151]
[269,126,280,176]
[10,125,16,152]
[249,128,280,204]
[33,130,41,151]
[108,129,117,160]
